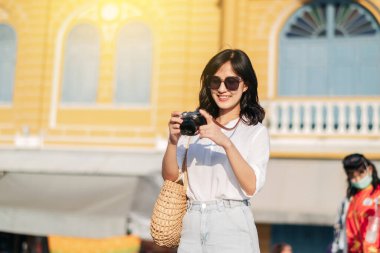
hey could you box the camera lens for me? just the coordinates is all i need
[194,115,207,127]
[180,119,197,136]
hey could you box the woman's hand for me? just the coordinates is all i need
[168,111,183,145]
[198,109,231,148]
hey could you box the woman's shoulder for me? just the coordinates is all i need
[374,184,380,194]
[240,120,268,134]
[237,121,269,141]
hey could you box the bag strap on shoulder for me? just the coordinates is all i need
[175,137,191,188]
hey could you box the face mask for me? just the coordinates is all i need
[351,173,373,189]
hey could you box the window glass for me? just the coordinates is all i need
[279,2,380,96]
[62,24,100,103]
[115,23,152,105]
[0,24,16,103]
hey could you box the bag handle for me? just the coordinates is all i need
[175,137,191,189]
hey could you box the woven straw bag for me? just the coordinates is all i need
[150,141,189,248]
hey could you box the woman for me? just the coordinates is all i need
[340,153,380,252]
[162,49,270,253]
[271,243,292,253]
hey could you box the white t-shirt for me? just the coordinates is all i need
[176,118,270,201]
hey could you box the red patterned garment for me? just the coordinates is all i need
[346,185,380,253]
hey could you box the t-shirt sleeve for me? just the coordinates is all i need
[245,126,270,197]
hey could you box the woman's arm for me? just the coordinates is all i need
[223,140,257,196]
[162,111,183,181]
[162,142,180,181]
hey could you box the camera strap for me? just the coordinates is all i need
[213,118,241,131]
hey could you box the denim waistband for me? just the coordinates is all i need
[187,199,250,211]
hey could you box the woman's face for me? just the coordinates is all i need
[281,245,292,253]
[210,61,248,117]
[347,165,373,183]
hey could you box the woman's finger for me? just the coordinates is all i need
[171,111,182,117]
[171,124,181,130]
[169,116,183,124]
[171,129,181,134]
[199,109,213,124]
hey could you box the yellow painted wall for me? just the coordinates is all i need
[0,0,221,148]
[1,0,380,151]
[0,0,50,144]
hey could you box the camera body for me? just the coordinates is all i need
[180,111,207,136]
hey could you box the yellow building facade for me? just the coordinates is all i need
[1,0,222,149]
[1,0,380,252]
[1,0,379,156]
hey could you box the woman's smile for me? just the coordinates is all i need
[216,94,231,102]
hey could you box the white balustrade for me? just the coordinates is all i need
[373,104,379,135]
[303,103,312,134]
[326,103,334,134]
[292,102,301,133]
[360,102,368,134]
[315,103,323,134]
[349,103,357,134]
[264,100,380,136]
[337,103,345,134]
[268,102,279,134]
[281,102,290,134]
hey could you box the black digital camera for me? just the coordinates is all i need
[180,111,207,136]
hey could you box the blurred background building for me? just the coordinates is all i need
[0,0,379,252]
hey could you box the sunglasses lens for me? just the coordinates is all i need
[208,76,222,89]
[224,77,240,91]
[207,76,241,90]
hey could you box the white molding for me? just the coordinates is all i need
[270,137,380,154]
[268,2,300,99]
[58,104,152,110]
[14,135,43,149]
[0,148,163,176]
[44,135,154,144]
[49,4,93,128]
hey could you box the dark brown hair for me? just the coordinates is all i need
[343,153,380,198]
[198,49,265,125]
[271,243,291,253]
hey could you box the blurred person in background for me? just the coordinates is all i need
[332,153,380,253]
[271,243,292,253]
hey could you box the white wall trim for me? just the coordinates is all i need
[49,3,94,128]
[268,2,300,99]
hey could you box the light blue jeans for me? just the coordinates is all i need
[177,200,260,253]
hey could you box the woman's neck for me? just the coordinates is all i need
[217,111,240,125]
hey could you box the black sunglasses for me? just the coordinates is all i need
[343,153,367,169]
[206,75,242,91]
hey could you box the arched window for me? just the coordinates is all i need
[62,24,100,104]
[115,23,153,105]
[278,2,380,96]
[0,24,16,103]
